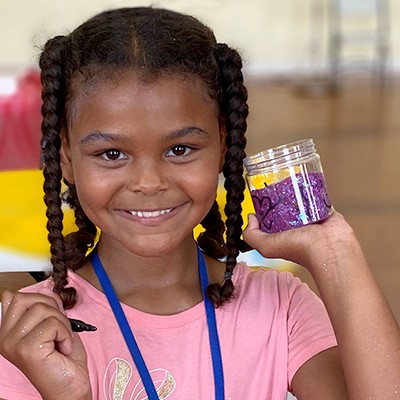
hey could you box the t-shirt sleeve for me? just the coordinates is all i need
[282,272,338,387]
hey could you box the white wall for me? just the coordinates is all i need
[0,0,399,76]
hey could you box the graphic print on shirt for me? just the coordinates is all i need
[104,357,176,400]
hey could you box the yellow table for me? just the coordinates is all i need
[0,170,75,271]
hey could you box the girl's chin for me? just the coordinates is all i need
[122,237,186,258]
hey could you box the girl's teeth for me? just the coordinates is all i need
[131,208,172,218]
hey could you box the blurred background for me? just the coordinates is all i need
[0,0,399,331]
[1,2,399,398]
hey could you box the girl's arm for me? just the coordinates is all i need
[243,211,400,399]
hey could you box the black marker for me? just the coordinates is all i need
[69,318,97,332]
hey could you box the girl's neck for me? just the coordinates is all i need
[97,235,197,284]
[77,236,224,315]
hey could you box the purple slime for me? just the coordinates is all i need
[251,172,332,233]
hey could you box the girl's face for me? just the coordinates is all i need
[61,73,225,257]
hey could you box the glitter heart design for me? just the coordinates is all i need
[251,193,279,232]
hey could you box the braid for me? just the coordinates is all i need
[62,182,97,271]
[206,43,249,307]
[40,36,77,308]
[198,200,227,259]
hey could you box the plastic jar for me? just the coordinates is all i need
[243,139,333,233]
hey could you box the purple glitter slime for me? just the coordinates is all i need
[251,172,332,233]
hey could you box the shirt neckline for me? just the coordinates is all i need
[67,265,244,329]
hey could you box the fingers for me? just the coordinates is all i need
[1,288,61,315]
[243,210,358,269]
[1,290,62,330]
[0,291,90,399]
[0,291,73,360]
[2,317,73,362]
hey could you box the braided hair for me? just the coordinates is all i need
[39,7,249,309]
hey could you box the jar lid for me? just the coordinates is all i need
[243,138,315,172]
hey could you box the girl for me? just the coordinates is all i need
[0,7,399,400]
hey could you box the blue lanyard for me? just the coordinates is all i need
[91,245,225,399]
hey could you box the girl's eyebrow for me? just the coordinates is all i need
[166,126,210,139]
[80,131,125,145]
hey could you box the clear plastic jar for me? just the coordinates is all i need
[243,139,333,233]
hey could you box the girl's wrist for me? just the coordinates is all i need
[307,242,373,313]
[306,230,366,282]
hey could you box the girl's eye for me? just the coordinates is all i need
[101,149,126,161]
[166,145,191,157]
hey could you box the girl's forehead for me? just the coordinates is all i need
[67,71,218,127]
[66,71,221,143]
[71,70,211,100]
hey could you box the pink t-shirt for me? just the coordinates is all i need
[0,264,337,399]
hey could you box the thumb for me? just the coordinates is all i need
[243,214,271,256]
[243,214,286,260]
[245,213,260,232]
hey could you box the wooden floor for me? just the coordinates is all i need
[1,73,400,323]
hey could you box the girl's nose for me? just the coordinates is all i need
[127,160,168,195]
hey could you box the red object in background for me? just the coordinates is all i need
[0,69,42,171]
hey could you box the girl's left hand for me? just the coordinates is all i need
[243,210,360,275]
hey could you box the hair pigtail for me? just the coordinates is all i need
[206,43,249,307]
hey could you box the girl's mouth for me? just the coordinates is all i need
[128,208,173,218]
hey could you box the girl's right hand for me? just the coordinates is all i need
[0,290,91,400]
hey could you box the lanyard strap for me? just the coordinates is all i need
[91,250,158,399]
[91,245,225,400]
[197,245,225,399]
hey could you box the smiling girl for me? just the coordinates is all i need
[0,7,399,400]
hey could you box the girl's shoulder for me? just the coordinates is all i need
[234,262,303,290]
[18,275,55,296]
[232,262,316,308]
[17,270,100,302]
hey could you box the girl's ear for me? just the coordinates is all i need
[60,141,75,184]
